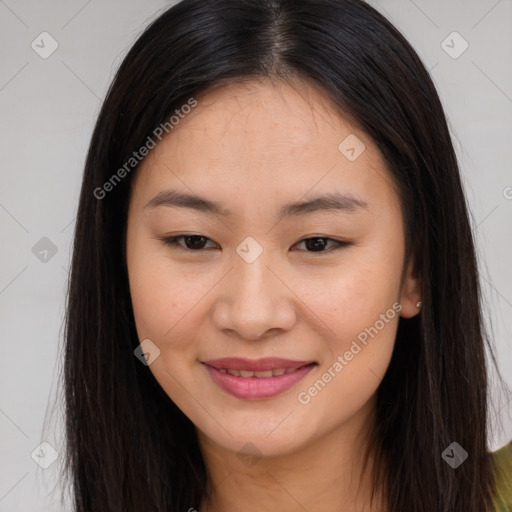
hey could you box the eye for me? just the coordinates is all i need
[159,234,219,251]
[291,236,350,253]
[158,234,350,253]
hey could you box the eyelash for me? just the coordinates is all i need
[157,234,351,254]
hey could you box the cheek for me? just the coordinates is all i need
[292,249,401,410]
[127,252,208,408]
[129,258,203,345]
[127,233,189,345]
[127,240,228,370]
[298,251,402,340]
[302,274,399,377]
[296,282,399,426]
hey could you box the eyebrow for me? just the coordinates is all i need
[144,189,368,220]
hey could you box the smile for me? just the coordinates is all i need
[202,362,317,400]
[216,367,303,377]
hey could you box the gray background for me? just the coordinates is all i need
[0,0,511,510]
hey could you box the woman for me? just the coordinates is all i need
[62,0,512,510]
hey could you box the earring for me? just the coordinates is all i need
[416,301,422,308]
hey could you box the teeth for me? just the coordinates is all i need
[219,367,301,377]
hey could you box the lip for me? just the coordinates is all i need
[202,357,314,372]
[202,361,317,400]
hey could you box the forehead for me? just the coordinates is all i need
[155,78,364,158]
[131,78,397,213]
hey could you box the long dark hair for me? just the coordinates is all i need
[61,0,500,510]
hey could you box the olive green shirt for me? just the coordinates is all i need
[493,441,512,511]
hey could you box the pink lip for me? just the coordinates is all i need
[202,357,314,372]
[202,362,317,400]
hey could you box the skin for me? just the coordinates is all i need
[126,77,421,512]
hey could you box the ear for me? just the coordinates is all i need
[399,256,421,318]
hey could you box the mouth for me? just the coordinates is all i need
[201,359,318,400]
[205,365,311,378]
[202,357,316,373]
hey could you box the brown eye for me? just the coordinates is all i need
[159,235,218,251]
[293,237,350,253]
[181,235,209,249]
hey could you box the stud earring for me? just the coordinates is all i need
[416,301,422,308]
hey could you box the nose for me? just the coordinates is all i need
[211,253,297,341]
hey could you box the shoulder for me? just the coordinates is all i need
[492,440,512,512]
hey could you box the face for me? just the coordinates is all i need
[126,78,420,459]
